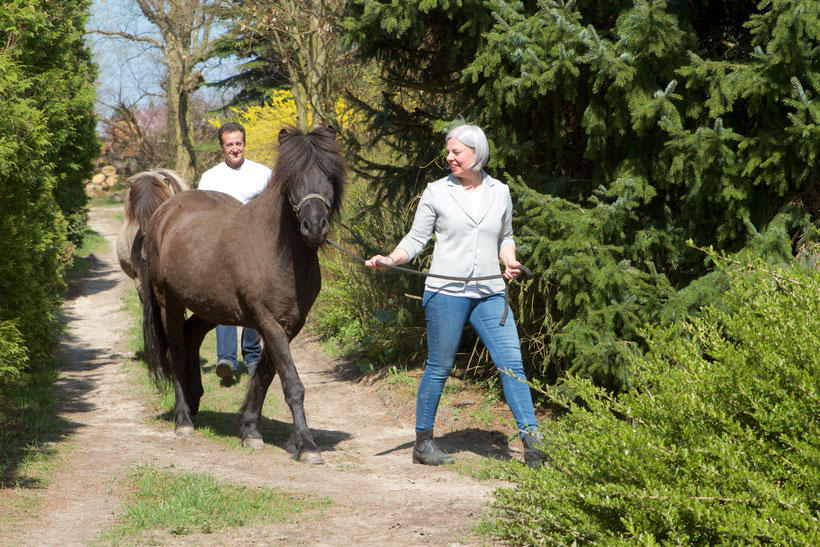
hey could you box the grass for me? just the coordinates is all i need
[65,226,109,282]
[88,195,123,208]
[95,464,331,544]
[0,364,67,491]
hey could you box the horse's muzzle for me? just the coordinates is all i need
[300,217,329,247]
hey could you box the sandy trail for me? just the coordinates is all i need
[2,206,511,546]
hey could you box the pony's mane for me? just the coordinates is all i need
[269,127,347,215]
[125,169,189,228]
[155,168,190,194]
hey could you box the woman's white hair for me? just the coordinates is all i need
[446,123,489,171]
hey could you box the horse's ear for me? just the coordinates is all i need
[278,128,289,143]
[324,124,340,138]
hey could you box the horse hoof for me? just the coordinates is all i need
[243,437,265,450]
[176,425,194,437]
[298,450,324,465]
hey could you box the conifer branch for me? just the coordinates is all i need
[688,243,804,287]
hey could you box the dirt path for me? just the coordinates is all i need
[2,206,512,546]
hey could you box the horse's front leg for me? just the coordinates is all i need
[247,320,323,464]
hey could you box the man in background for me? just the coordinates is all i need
[197,122,271,385]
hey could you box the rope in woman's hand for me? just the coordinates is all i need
[325,238,532,325]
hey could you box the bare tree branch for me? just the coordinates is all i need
[87,29,164,50]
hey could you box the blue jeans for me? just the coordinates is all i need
[215,325,262,371]
[417,291,538,438]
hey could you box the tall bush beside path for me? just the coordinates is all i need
[490,258,820,545]
[0,53,64,379]
[3,0,99,247]
[0,0,98,381]
[343,0,820,389]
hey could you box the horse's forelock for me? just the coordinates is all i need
[271,128,346,215]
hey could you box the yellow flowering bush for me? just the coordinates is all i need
[210,89,363,169]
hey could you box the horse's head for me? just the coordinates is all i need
[277,127,346,247]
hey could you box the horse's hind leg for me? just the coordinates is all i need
[239,351,276,450]
[161,298,196,435]
[251,320,323,464]
[183,314,214,415]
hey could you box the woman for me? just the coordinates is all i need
[365,123,547,466]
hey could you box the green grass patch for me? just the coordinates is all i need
[0,364,66,491]
[88,196,123,208]
[450,453,517,482]
[97,464,330,543]
[65,226,109,281]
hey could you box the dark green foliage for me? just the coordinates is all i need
[0,0,98,373]
[3,0,100,247]
[342,0,494,204]
[0,53,68,364]
[313,180,428,367]
[490,259,820,545]
[344,0,820,389]
[0,321,28,383]
[209,2,291,108]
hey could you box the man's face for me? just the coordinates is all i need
[220,130,245,168]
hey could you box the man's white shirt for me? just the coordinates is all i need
[197,158,272,205]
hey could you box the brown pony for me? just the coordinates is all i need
[128,128,345,464]
[117,169,189,290]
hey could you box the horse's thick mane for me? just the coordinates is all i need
[269,127,347,215]
[125,169,189,228]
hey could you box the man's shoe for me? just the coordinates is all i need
[412,430,454,465]
[215,360,236,386]
[244,361,259,378]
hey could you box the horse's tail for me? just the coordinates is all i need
[132,230,172,388]
[125,169,187,229]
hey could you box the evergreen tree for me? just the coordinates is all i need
[8,0,100,247]
[344,0,820,389]
[0,0,98,377]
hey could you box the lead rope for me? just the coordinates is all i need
[325,238,532,326]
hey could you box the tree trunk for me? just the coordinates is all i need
[166,59,197,183]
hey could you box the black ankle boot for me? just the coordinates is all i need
[412,430,454,465]
[522,431,548,467]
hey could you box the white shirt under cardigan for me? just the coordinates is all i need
[197,158,272,205]
[396,172,516,296]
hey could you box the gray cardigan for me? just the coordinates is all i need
[396,172,515,294]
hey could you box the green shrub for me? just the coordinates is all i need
[0,0,98,374]
[315,176,427,366]
[489,259,820,545]
[0,321,27,383]
[0,51,69,363]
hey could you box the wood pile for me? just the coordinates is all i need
[85,165,122,198]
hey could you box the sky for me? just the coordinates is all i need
[85,0,239,120]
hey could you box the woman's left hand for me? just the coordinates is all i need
[503,259,522,280]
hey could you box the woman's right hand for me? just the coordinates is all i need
[365,254,394,270]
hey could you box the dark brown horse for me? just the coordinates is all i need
[128,127,345,464]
